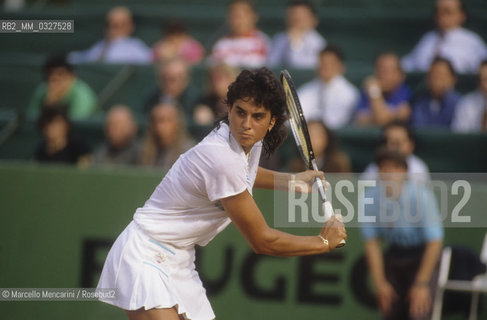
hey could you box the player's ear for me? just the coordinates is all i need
[268,116,276,132]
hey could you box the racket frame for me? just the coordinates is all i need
[280,69,345,248]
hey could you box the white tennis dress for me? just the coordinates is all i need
[97,123,262,320]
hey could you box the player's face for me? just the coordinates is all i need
[228,98,275,153]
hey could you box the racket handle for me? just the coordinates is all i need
[322,202,346,248]
[314,176,327,202]
[311,159,327,202]
[323,201,334,221]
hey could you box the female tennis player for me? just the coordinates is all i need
[97,67,347,320]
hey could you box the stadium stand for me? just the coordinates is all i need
[1,3,487,320]
[0,0,486,171]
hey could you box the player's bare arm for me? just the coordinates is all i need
[254,166,325,191]
[221,189,347,256]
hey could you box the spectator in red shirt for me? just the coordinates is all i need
[152,19,205,65]
[209,0,269,68]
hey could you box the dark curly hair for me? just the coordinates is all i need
[218,67,288,157]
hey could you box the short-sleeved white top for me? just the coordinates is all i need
[133,122,262,248]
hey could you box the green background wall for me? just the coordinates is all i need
[0,163,485,319]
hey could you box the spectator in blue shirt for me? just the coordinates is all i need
[68,6,152,64]
[267,0,326,69]
[355,53,413,126]
[411,57,461,128]
[360,147,443,320]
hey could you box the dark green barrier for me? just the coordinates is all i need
[0,163,485,319]
[333,127,487,173]
[0,60,42,113]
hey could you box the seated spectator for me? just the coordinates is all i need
[362,120,430,182]
[451,60,487,132]
[27,54,97,120]
[298,45,359,129]
[267,0,326,69]
[402,0,487,73]
[68,6,152,64]
[138,103,195,168]
[193,63,239,126]
[152,19,205,65]
[34,107,91,164]
[91,105,140,166]
[209,0,269,68]
[144,57,201,122]
[360,147,443,320]
[355,53,413,126]
[3,0,24,11]
[411,57,460,128]
[288,120,351,173]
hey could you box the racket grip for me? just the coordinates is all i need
[323,201,334,221]
[314,177,327,202]
[322,202,346,248]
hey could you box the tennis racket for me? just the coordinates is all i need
[280,69,345,248]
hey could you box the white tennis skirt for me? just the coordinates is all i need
[97,221,215,320]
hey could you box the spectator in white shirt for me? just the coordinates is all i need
[452,60,487,132]
[68,6,152,64]
[267,0,326,69]
[209,0,269,68]
[362,120,430,182]
[402,0,487,74]
[298,45,359,129]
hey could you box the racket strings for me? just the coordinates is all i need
[283,81,312,168]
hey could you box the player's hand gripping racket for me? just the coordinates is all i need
[280,70,345,248]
